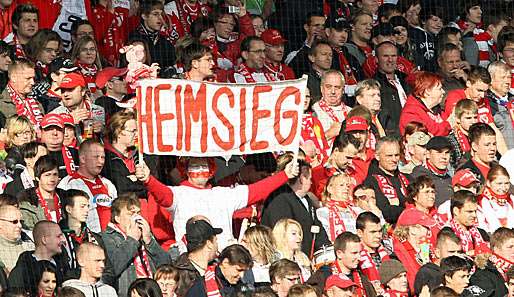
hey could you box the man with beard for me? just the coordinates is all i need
[262,29,295,80]
[231,36,277,83]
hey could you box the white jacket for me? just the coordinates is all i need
[62,279,117,297]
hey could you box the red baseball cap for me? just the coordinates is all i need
[40,113,64,129]
[261,29,287,46]
[95,67,128,89]
[60,113,75,127]
[325,275,358,291]
[452,169,480,187]
[345,116,369,132]
[58,73,86,90]
[397,208,436,228]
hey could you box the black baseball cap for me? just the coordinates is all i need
[372,23,394,39]
[426,136,452,151]
[185,219,222,252]
[48,57,79,75]
[326,15,351,31]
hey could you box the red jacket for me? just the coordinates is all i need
[443,88,494,124]
[0,1,15,39]
[399,95,451,136]
[216,14,255,67]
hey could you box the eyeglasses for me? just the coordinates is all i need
[0,218,23,225]
[249,49,266,54]
[217,20,236,26]
[15,130,32,137]
[284,276,301,283]
[81,47,97,53]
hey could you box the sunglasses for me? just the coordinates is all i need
[0,218,23,225]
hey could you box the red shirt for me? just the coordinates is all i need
[443,89,494,124]
[351,148,375,184]
[0,2,15,39]
[473,159,490,180]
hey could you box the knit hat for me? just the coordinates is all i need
[379,259,406,285]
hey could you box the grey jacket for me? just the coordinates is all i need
[411,165,453,208]
[62,279,118,297]
[101,226,171,297]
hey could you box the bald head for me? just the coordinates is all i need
[77,242,106,280]
[76,242,104,263]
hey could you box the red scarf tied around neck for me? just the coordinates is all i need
[490,253,514,281]
[204,264,222,297]
[7,83,44,126]
[359,243,389,284]
[449,219,490,256]
[332,261,366,297]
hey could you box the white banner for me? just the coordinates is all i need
[52,0,88,51]
[137,78,307,156]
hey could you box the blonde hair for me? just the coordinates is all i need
[5,115,35,148]
[243,225,276,264]
[393,225,410,242]
[321,173,352,203]
[272,219,311,269]
[105,110,137,143]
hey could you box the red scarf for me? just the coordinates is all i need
[62,146,77,175]
[176,0,209,34]
[449,218,490,255]
[301,113,329,160]
[392,237,421,293]
[36,188,61,222]
[332,261,366,297]
[12,35,26,58]
[455,127,471,152]
[236,63,276,83]
[481,186,511,207]
[69,226,97,245]
[333,47,357,85]
[373,173,409,205]
[383,290,409,297]
[327,200,354,242]
[477,99,494,124]
[109,222,153,278]
[7,83,44,126]
[36,61,49,76]
[490,253,514,281]
[77,62,98,93]
[204,264,222,297]
[264,61,286,81]
[426,161,447,176]
[359,244,389,284]
[73,173,112,231]
[317,100,349,123]
[480,187,512,228]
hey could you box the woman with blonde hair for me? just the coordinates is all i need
[241,225,277,284]
[3,115,36,168]
[272,218,311,281]
[316,173,358,241]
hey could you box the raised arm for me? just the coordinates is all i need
[136,162,174,208]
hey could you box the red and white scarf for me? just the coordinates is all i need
[479,187,514,230]
[327,200,356,242]
[490,253,514,281]
[332,261,366,297]
[36,61,49,76]
[7,83,44,126]
[264,61,286,81]
[359,244,389,284]
[109,222,153,278]
[62,146,77,175]
[36,188,61,222]
[477,99,494,124]
[373,173,409,206]
[455,127,471,153]
[204,264,222,297]
[176,0,209,33]
[317,100,349,123]
[12,35,26,58]
[448,218,490,255]
[236,63,277,83]
[72,173,112,231]
[301,113,330,160]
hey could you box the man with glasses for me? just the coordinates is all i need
[262,29,295,81]
[94,67,129,120]
[179,42,216,82]
[51,72,105,142]
[8,220,68,293]
[230,36,277,83]
[0,205,34,273]
[58,139,117,233]
[270,259,302,297]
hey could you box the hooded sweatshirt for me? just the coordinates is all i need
[62,279,117,297]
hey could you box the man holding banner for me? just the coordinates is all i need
[134,76,307,250]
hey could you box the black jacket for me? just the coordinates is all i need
[8,251,68,295]
[129,24,176,70]
[58,221,117,288]
[261,184,330,256]
[287,44,310,78]
[414,262,442,295]
[373,71,410,134]
[467,261,507,297]
[186,265,250,297]
[364,162,409,224]
[408,27,436,72]
[174,253,202,297]
[3,166,33,198]
[48,148,80,179]
[307,68,322,103]
[101,144,159,198]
